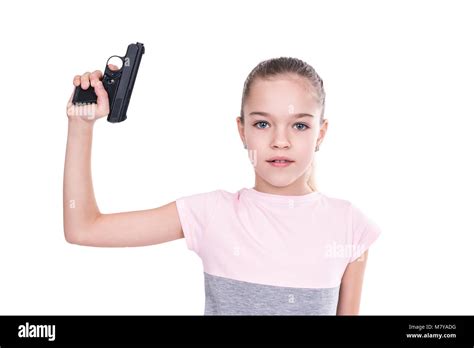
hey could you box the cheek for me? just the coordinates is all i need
[244,126,266,147]
[291,131,318,151]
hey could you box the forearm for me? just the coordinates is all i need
[63,118,100,241]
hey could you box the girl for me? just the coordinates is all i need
[64,57,381,315]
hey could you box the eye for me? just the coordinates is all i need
[294,123,310,131]
[253,121,269,129]
[253,121,310,131]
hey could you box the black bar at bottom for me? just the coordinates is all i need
[0,315,473,346]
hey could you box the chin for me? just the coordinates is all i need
[257,172,298,188]
[267,180,293,188]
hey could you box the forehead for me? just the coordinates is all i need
[244,75,320,117]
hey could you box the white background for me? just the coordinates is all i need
[0,0,473,315]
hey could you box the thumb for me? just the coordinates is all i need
[94,80,108,103]
[94,80,110,115]
[67,87,75,107]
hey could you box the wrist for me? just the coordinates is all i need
[68,116,96,132]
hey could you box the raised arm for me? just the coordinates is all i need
[63,69,183,247]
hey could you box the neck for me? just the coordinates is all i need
[253,176,315,196]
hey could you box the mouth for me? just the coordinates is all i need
[266,157,294,167]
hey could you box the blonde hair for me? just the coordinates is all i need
[239,57,326,192]
[307,160,318,192]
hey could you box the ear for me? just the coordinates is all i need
[317,118,329,145]
[236,116,245,143]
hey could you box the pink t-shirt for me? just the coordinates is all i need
[175,187,381,315]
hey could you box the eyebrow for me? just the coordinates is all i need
[248,111,314,118]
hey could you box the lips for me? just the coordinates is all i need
[266,156,294,163]
[266,156,294,167]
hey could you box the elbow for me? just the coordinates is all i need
[64,228,80,245]
[64,214,100,245]
[64,227,88,245]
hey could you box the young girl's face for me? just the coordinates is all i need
[237,74,327,193]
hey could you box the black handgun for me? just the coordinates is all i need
[72,42,145,123]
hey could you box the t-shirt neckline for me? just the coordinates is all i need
[243,187,322,204]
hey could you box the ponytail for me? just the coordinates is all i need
[306,159,317,192]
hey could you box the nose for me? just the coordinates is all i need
[272,141,290,150]
[270,128,291,149]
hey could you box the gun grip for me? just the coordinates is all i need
[72,85,98,105]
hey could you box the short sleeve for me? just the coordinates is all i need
[348,203,382,263]
[175,190,221,255]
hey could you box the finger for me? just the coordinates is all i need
[73,75,81,87]
[67,87,75,106]
[108,63,120,71]
[80,72,91,90]
[94,80,108,108]
[66,87,75,112]
[89,70,103,87]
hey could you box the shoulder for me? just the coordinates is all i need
[317,192,354,216]
[176,188,224,202]
[318,192,375,218]
[319,193,382,236]
[319,193,382,263]
[175,188,241,211]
